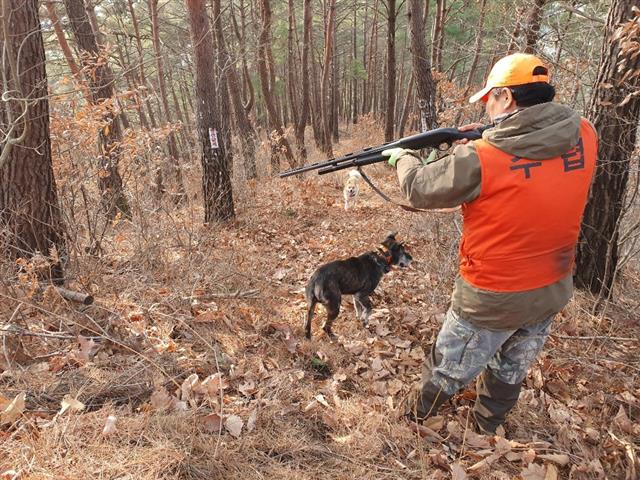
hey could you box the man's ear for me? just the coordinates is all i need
[504,88,516,109]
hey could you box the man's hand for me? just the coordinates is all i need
[382,147,417,167]
[456,123,485,145]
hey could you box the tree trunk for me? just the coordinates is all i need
[464,0,488,90]
[397,73,414,137]
[575,0,640,298]
[0,0,64,281]
[63,0,129,217]
[257,0,296,172]
[294,0,312,159]
[523,0,548,54]
[185,0,234,222]
[287,0,299,130]
[127,0,158,129]
[45,0,92,104]
[149,0,185,200]
[408,0,437,131]
[320,0,337,156]
[431,0,445,72]
[384,0,397,141]
[212,0,257,179]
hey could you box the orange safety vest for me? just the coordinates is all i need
[460,119,597,292]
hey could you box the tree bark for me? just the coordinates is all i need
[575,0,640,298]
[185,0,234,222]
[0,0,65,281]
[286,0,299,130]
[384,0,397,141]
[294,0,312,159]
[149,0,185,200]
[320,0,336,155]
[127,0,158,129]
[63,0,129,217]
[431,0,445,72]
[408,0,437,131]
[257,0,296,171]
[212,0,257,179]
[45,0,92,104]
[523,0,548,54]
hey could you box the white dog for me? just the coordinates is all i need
[343,170,362,210]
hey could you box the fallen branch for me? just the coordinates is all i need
[54,286,94,305]
[185,288,260,301]
[551,334,637,342]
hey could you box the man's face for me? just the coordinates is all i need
[485,87,516,123]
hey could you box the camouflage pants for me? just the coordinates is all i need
[430,309,553,395]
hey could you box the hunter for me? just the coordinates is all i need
[383,53,597,434]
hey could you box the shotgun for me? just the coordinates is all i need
[278,124,492,177]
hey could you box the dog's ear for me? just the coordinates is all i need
[384,231,398,240]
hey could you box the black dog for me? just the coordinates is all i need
[304,232,412,339]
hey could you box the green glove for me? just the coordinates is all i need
[382,147,418,167]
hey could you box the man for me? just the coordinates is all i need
[383,53,597,434]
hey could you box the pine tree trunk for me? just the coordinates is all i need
[185,0,234,222]
[575,0,640,298]
[45,0,92,104]
[431,0,445,72]
[127,0,158,129]
[212,0,257,179]
[63,0,129,217]
[0,0,64,280]
[294,0,312,159]
[523,0,548,54]
[408,0,437,131]
[149,0,185,201]
[384,0,397,141]
[257,0,296,172]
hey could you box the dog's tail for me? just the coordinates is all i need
[348,169,362,179]
[304,284,317,339]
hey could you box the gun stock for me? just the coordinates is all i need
[278,125,492,177]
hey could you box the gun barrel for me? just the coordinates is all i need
[278,125,491,177]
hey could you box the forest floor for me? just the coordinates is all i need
[1,123,639,479]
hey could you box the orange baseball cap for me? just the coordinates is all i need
[469,53,550,103]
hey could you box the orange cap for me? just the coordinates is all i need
[469,53,550,103]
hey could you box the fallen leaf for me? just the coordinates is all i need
[545,464,558,480]
[315,394,330,408]
[200,373,228,397]
[537,454,570,467]
[451,461,467,480]
[613,405,634,434]
[181,374,200,405]
[102,415,117,436]
[150,387,174,411]
[0,393,25,425]
[225,414,243,438]
[284,333,298,354]
[423,415,444,431]
[521,462,546,480]
[246,409,258,433]
[468,453,500,473]
[522,449,537,464]
[77,335,99,362]
[239,380,257,397]
[201,413,223,433]
[59,395,85,415]
[371,357,383,372]
[375,323,390,337]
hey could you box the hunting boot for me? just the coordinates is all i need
[406,344,453,422]
[473,369,522,434]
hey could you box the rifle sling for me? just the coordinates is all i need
[356,167,430,213]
